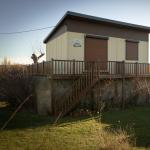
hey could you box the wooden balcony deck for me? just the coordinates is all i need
[1,60,150,116]
[26,59,150,79]
[1,60,150,79]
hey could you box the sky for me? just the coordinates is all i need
[0,0,150,64]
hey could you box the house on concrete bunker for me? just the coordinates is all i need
[36,11,150,116]
[44,11,149,64]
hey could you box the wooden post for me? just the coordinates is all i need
[115,61,117,75]
[72,59,76,104]
[121,60,125,109]
[51,58,54,115]
[135,62,138,77]
[43,61,45,75]
[73,59,75,79]
[51,59,54,76]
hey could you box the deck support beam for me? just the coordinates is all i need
[121,61,125,109]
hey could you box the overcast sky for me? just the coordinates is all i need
[0,0,150,64]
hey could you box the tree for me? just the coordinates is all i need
[31,50,45,63]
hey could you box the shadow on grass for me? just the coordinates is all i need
[1,102,150,149]
[0,105,91,130]
[100,106,150,148]
[0,108,51,130]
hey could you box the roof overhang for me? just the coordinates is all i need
[44,11,150,43]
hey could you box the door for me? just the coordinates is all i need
[85,37,108,70]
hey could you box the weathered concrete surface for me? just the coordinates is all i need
[34,77,52,115]
[93,78,150,109]
[52,78,150,111]
[33,77,150,115]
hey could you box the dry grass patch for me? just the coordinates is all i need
[0,101,137,150]
[0,113,135,150]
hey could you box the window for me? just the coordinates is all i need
[126,40,138,60]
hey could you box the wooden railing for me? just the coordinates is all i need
[1,60,149,77]
[26,60,150,77]
[54,62,101,116]
[1,61,150,116]
[27,61,52,75]
[52,60,150,116]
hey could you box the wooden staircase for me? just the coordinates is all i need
[54,63,101,117]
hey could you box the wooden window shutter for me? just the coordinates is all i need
[126,40,138,60]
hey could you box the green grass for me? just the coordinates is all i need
[102,106,150,148]
[0,101,150,150]
[0,110,131,150]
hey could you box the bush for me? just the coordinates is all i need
[0,65,34,110]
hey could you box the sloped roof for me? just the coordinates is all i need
[44,11,150,43]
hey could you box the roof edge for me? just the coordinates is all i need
[43,11,70,43]
[44,11,150,43]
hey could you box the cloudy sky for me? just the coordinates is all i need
[0,0,150,64]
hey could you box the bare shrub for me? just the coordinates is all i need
[0,65,34,110]
[1,57,11,65]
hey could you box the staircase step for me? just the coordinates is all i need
[54,69,100,117]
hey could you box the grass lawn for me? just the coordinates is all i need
[0,101,150,150]
[102,106,150,148]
